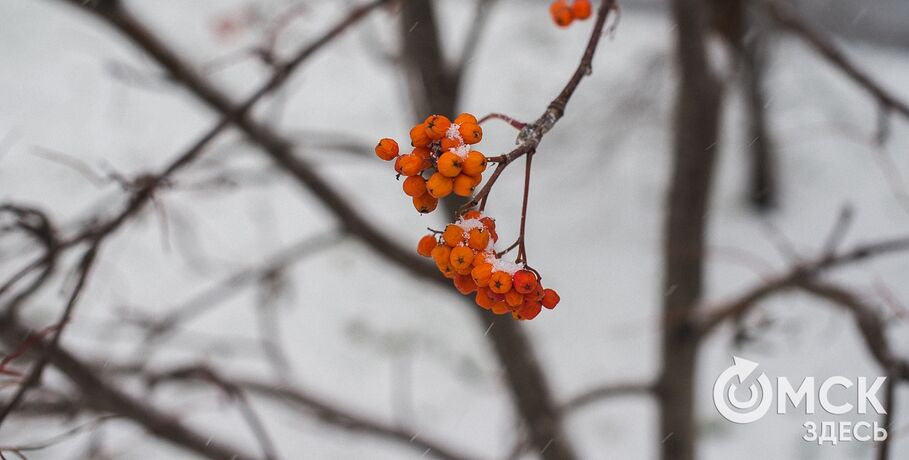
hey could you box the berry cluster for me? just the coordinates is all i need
[417,211,560,320]
[549,0,592,28]
[375,114,488,214]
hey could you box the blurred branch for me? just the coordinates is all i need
[763,0,909,128]
[797,282,909,382]
[0,323,258,460]
[144,365,481,460]
[560,380,656,414]
[0,244,98,427]
[697,234,909,335]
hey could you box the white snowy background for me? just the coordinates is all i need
[1,0,908,459]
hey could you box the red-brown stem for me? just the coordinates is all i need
[516,149,535,263]
[477,113,527,130]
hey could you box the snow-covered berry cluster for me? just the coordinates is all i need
[550,0,592,28]
[374,113,488,214]
[417,211,560,320]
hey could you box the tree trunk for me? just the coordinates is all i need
[660,1,723,459]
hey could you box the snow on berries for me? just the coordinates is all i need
[375,113,487,214]
[549,0,592,28]
[417,211,560,321]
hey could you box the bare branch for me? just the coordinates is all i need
[763,0,909,122]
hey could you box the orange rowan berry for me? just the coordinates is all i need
[417,234,437,257]
[572,0,592,20]
[452,174,477,197]
[462,210,482,220]
[442,224,465,247]
[437,152,463,178]
[456,264,473,276]
[505,289,524,308]
[454,113,478,125]
[395,154,424,176]
[431,244,451,267]
[427,172,454,198]
[550,0,574,27]
[410,123,432,147]
[461,151,487,176]
[424,115,451,140]
[412,147,433,169]
[514,299,542,320]
[512,270,539,295]
[458,123,483,144]
[440,263,456,279]
[375,138,398,161]
[453,274,477,295]
[467,228,490,251]
[402,176,427,197]
[475,287,495,310]
[471,263,493,287]
[541,288,561,309]
[480,216,496,232]
[489,271,513,294]
[440,138,461,151]
[450,246,475,270]
[472,252,489,267]
[491,301,510,315]
[412,194,438,213]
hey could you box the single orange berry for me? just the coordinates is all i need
[417,235,437,257]
[550,0,574,27]
[424,115,452,140]
[452,174,477,197]
[467,228,490,251]
[471,263,493,287]
[375,138,398,161]
[472,252,489,267]
[437,152,463,178]
[454,113,478,125]
[461,151,487,176]
[412,147,433,169]
[541,288,561,309]
[458,123,483,144]
[395,154,424,176]
[489,271,513,294]
[480,216,496,232]
[512,270,539,295]
[505,289,524,308]
[413,194,438,214]
[439,263,456,279]
[427,172,454,198]
[572,0,592,20]
[431,244,451,267]
[440,137,461,151]
[475,287,495,310]
[462,210,482,220]
[514,299,542,320]
[402,176,427,197]
[410,123,432,147]
[453,274,477,295]
[442,224,465,247]
[449,246,475,270]
[491,301,510,315]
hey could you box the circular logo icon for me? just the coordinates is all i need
[713,356,773,424]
